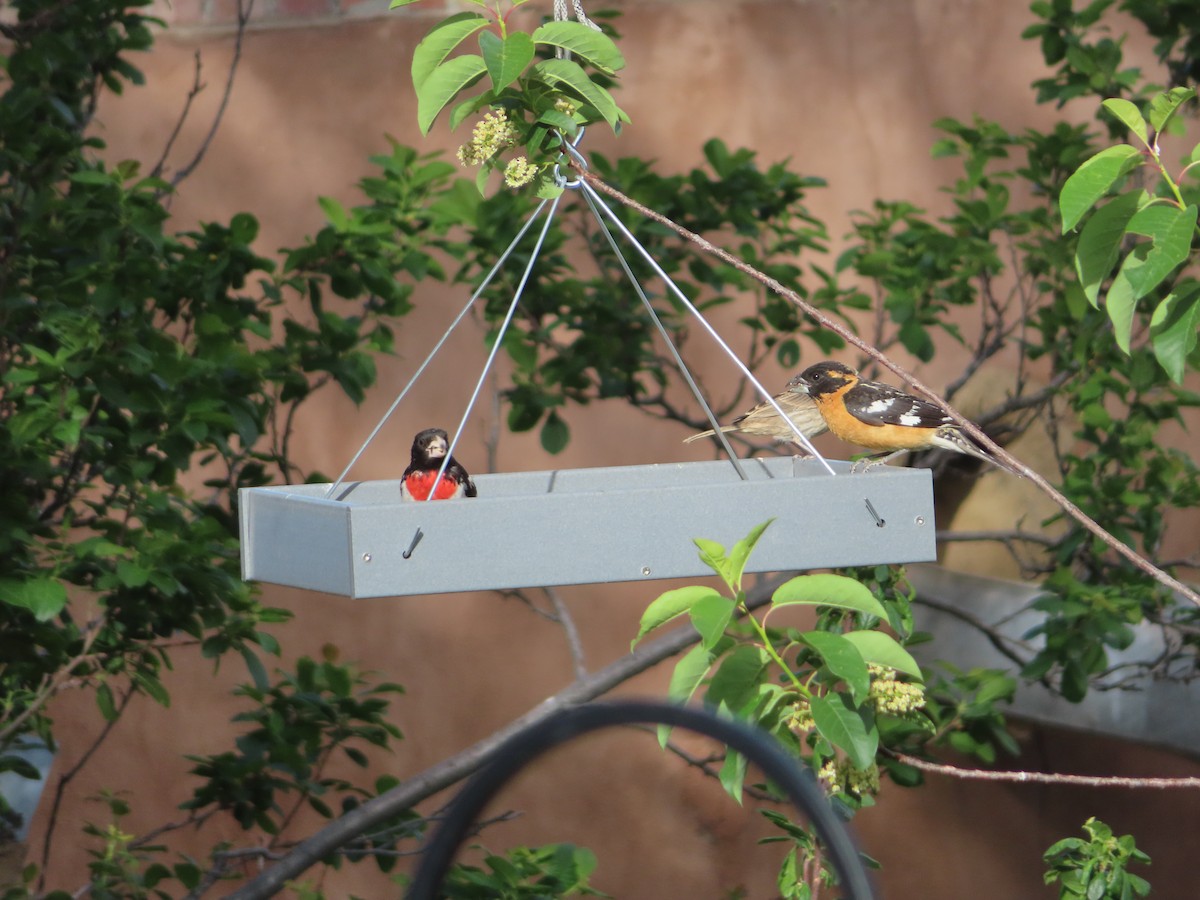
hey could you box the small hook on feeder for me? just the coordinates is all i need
[402,528,425,560]
[864,498,885,528]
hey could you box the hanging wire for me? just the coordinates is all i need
[324,199,552,499]
[424,194,565,500]
[578,178,749,481]
[558,140,836,477]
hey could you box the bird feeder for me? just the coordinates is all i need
[239,458,934,597]
[238,133,938,599]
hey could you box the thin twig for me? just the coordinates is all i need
[37,686,135,892]
[892,752,1200,789]
[151,51,206,181]
[169,0,254,189]
[543,587,587,679]
[580,172,1200,608]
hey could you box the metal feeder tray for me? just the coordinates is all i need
[239,456,936,598]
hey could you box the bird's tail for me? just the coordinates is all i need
[682,425,736,444]
[932,425,1004,469]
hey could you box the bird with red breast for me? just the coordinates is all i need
[400,428,478,500]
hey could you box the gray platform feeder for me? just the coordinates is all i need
[238,456,936,598]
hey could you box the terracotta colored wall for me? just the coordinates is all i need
[21,1,1200,896]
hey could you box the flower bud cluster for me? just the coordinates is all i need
[785,702,815,736]
[818,758,880,797]
[868,664,925,715]
[503,156,538,188]
[456,109,520,167]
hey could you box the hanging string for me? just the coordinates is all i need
[425,194,566,500]
[324,199,552,499]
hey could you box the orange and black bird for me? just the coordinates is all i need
[793,361,998,469]
[400,428,477,501]
[684,373,828,453]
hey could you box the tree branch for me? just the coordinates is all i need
[220,575,787,899]
[892,752,1200,789]
[580,172,1200,608]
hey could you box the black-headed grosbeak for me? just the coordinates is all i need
[794,361,997,469]
[400,428,478,500]
[684,373,828,452]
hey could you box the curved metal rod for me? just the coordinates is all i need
[406,700,875,900]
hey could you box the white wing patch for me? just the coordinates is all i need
[855,389,951,428]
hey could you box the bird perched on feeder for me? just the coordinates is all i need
[683,373,828,453]
[400,428,478,500]
[793,361,999,469]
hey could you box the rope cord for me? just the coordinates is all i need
[323,200,551,500]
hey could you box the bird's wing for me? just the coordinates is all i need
[843,383,952,430]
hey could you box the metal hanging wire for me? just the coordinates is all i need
[326,127,834,498]
[557,136,835,477]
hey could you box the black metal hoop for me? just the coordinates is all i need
[406,700,875,899]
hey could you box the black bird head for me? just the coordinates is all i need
[794,361,858,398]
[410,428,449,468]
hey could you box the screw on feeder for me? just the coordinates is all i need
[864,498,885,528]
[402,529,424,560]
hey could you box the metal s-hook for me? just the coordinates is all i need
[552,127,588,190]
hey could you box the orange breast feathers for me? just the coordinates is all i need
[813,383,942,452]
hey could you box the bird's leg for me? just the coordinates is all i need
[851,449,906,473]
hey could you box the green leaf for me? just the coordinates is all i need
[1089,202,1196,355]
[536,108,579,137]
[1148,86,1196,136]
[1105,263,1139,354]
[658,641,724,747]
[318,195,348,230]
[540,411,569,454]
[529,58,622,128]
[771,574,887,619]
[0,577,68,621]
[693,536,731,586]
[1123,203,1197,298]
[706,644,769,713]
[633,585,723,647]
[726,518,774,591]
[1151,283,1200,383]
[478,30,534,92]
[530,21,626,74]
[798,630,870,703]
[417,55,488,134]
[841,630,923,681]
[96,683,118,721]
[809,693,878,771]
[1074,190,1144,306]
[411,13,489,89]
[719,749,749,804]
[1059,145,1143,233]
[1101,98,1148,147]
[239,646,270,691]
[689,594,735,650]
